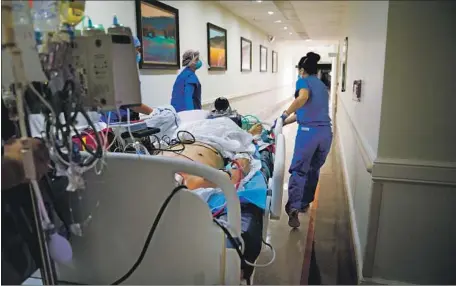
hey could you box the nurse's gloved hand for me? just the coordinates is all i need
[280,112,288,122]
[272,112,288,130]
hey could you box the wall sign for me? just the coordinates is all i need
[352,80,362,102]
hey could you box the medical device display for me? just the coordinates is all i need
[72,33,142,110]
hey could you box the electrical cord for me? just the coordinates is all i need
[111,185,188,285]
[213,218,246,264]
[214,217,276,268]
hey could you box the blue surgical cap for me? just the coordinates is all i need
[133,36,141,48]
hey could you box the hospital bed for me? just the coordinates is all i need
[55,114,285,285]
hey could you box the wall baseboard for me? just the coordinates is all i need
[335,124,364,284]
[372,157,456,186]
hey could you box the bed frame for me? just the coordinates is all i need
[56,120,285,285]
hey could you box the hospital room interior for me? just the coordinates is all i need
[1,0,455,285]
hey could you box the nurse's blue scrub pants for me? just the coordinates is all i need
[286,125,333,212]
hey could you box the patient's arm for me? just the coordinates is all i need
[130,104,153,115]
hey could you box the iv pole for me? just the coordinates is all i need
[1,1,58,284]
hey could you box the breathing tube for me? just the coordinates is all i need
[241,115,261,131]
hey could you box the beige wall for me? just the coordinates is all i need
[335,0,389,281]
[378,1,456,163]
[367,1,456,284]
[337,1,456,284]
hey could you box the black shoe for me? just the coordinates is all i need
[288,209,300,228]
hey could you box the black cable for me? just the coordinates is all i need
[111,185,187,285]
[212,219,246,265]
[149,130,195,155]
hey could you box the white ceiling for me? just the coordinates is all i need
[218,0,348,42]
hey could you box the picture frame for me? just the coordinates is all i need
[260,45,268,72]
[240,37,252,72]
[207,23,228,71]
[272,50,278,73]
[341,37,348,92]
[135,0,181,70]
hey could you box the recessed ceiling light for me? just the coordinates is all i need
[284,26,288,30]
[256,0,262,2]
[268,11,274,15]
[274,20,282,23]
[305,39,312,42]
[289,32,293,35]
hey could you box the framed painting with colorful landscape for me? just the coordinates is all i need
[207,23,227,71]
[240,37,252,72]
[260,45,268,72]
[272,50,278,73]
[135,0,180,69]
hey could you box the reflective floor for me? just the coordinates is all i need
[230,90,357,285]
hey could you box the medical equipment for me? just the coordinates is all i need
[54,118,285,285]
[2,3,145,284]
[71,33,141,110]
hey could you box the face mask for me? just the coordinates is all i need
[195,60,202,70]
[136,53,141,63]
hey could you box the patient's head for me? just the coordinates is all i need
[182,50,202,71]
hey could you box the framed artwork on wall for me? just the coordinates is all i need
[260,45,268,72]
[207,23,228,70]
[341,36,348,92]
[272,50,278,73]
[240,37,252,72]
[135,0,180,70]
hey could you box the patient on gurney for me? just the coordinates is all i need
[159,120,271,190]
[158,116,274,282]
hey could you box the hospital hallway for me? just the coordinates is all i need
[225,89,357,285]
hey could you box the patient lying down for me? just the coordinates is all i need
[159,123,263,190]
[160,142,251,190]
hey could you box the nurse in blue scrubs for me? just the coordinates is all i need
[279,52,333,228]
[171,50,203,112]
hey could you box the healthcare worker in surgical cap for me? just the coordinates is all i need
[277,52,332,228]
[171,50,202,112]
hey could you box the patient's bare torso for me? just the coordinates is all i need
[159,142,224,169]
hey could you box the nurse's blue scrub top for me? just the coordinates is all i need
[295,76,331,127]
[171,67,202,112]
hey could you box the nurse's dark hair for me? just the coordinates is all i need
[298,52,321,75]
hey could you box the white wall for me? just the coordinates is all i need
[334,1,389,281]
[81,1,291,107]
[338,1,388,159]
